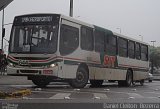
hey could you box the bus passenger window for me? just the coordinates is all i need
[141,45,148,61]
[106,35,117,56]
[95,30,105,52]
[60,24,79,55]
[136,43,141,60]
[118,38,128,57]
[81,26,94,51]
[128,41,135,59]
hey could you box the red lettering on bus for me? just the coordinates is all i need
[103,55,116,67]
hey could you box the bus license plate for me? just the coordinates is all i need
[43,70,53,75]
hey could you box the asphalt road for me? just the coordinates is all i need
[0,76,160,109]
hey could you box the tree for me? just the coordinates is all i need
[149,46,160,73]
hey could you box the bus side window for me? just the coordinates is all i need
[136,43,141,60]
[60,24,79,55]
[128,41,135,59]
[118,38,128,57]
[95,30,105,52]
[81,26,94,51]
[106,35,117,56]
[141,44,148,61]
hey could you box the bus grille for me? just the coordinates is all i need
[20,70,39,74]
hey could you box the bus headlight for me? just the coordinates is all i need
[9,62,14,67]
[50,64,56,68]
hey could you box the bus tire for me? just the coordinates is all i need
[90,80,103,87]
[140,80,144,86]
[69,67,89,88]
[125,70,133,87]
[32,79,50,88]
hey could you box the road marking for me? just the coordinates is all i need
[145,92,160,95]
[128,93,144,98]
[49,93,71,99]
[93,93,108,99]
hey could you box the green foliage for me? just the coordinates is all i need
[150,46,160,68]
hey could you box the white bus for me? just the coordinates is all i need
[7,14,149,88]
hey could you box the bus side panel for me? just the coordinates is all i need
[117,56,149,71]
[61,64,78,79]
[89,66,95,80]
[133,71,148,81]
[93,67,127,80]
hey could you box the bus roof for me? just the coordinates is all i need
[113,32,149,45]
[60,14,94,28]
[14,13,149,45]
[93,25,149,45]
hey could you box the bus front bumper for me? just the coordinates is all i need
[6,66,59,77]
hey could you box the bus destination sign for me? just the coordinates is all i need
[21,16,53,23]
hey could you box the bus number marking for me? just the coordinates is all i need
[103,55,116,67]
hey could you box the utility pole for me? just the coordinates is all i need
[1,9,5,50]
[150,40,156,74]
[70,0,73,17]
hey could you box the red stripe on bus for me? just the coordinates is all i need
[8,55,101,64]
[8,55,17,61]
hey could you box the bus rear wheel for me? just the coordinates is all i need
[69,67,89,88]
[32,79,50,88]
[118,70,132,87]
[90,80,103,87]
[140,80,144,86]
[125,70,133,87]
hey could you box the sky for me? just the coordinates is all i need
[0,0,160,53]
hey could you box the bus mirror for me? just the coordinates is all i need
[2,28,5,38]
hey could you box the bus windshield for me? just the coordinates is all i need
[10,24,58,54]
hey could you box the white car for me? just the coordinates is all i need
[147,73,153,82]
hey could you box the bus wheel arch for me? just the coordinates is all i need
[78,63,89,73]
[69,63,89,88]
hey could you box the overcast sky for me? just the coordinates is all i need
[0,0,160,52]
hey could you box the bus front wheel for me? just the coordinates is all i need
[32,79,50,88]
[69,67,89,88]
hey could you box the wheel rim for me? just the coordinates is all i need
[76,71,84,82]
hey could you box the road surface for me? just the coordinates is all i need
[0,76,160,109]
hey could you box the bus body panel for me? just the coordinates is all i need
[93,68,127,80]
[7,13,150,86]
[117,56,149,70]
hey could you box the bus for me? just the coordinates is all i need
[6,14,149,88]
